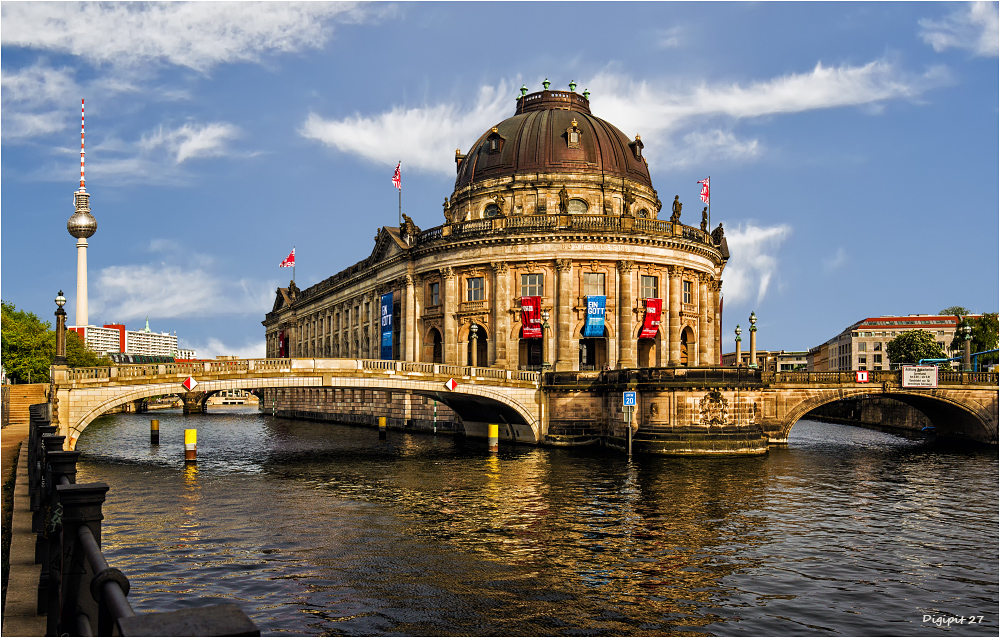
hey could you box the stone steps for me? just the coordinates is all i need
[4,384,47,427]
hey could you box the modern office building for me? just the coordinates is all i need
[69,318,191,359]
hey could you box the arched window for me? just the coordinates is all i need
[568,199,588,214]
[484,203,499,218]
[638,208,649,218]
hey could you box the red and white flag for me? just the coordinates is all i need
[391,162,401,190]
[279,248,295,268]
[698,177,710,204]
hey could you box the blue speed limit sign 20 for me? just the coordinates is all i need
[623,391,636,406]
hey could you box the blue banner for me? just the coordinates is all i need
[380,292,393,360]
[582,295,606,338]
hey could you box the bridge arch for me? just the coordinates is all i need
[776,388,998,444]
[66,375,539,449]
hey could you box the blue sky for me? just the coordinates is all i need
[2,1,997,359]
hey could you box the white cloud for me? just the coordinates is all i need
[823,246,848,273]
[300,82,514,175]
[184,338,266,360]
[655,26,684,49]
[919,1,999,57]
[140,122,241,164]
[720,223,793,306]
[302,58,945,175]
[1,2,373,72]
[91,257,276,322]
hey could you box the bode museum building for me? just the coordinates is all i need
[263,82,737,446]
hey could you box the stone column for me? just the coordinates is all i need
[617,260,636,368]
[667,266,682,365]
[403,274,416,361]
[492,262,509,368]
[713,280,723,365]
[698,273,710,366]
[412,275,424,361]
[442,267,458,364]
[555,258,574,371]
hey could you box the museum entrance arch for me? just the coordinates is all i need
[680,327,696,366]
[466,323,489,367]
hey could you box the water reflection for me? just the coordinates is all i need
[74,408,998,636]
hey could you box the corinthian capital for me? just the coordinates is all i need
[491,261,509,275]
[556,259,573,273]
[440,266,454,280]
[616,259,635,274]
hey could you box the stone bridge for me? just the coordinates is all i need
[49,360,997,453]
[50,359,541,450]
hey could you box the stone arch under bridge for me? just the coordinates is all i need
[759,385,998,445]
[52,360,541,450]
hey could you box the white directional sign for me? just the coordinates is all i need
[623,391,637,406]
[902,365,939,388]
[182,376,198,391]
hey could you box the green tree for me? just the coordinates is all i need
[939,305,971,317]
[950,313,999,368]
[66,330,113,368]
[886,329,946,367]
[1,301,54,383]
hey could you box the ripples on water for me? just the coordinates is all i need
[75,407,998,636]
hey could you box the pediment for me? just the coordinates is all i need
[272,287,292,312]
[370,226,408,264]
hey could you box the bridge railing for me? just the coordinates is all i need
[768,370,899,384]
[26,405,259,635]
[359,359,538,383]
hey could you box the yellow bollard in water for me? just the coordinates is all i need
[488,423,499,453]
[379,416,387,440]
[150,419,159,445]
[184,429,197,463]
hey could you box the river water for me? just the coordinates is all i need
[74,407,997,636]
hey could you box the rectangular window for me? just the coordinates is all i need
[873,342,882,351]
[873,354,882,363]
[521,273,543,297]
[467,277,484,301]
[858,355,867,364]
[641,275,658,299]
[429,282,440,306]
[364,302,370,322]
[682,280,692,304]
[874,365,882,370]
[858,342,867,352]
[583,272,605,296]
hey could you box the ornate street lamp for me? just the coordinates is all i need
[748,311,758,368]
[541,309,551,371]
[54,290,68,366]
[961,320,973,371]
[734,323,742,367]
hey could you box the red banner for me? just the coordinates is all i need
[278,330,286,357]
[639,298,662,338]
[521,296,542,338]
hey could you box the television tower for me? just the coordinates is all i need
[67,98,97,326]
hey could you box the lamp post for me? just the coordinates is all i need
[541,309,551,371]
[469,323,479,368]
[54,290,67,366]
[734,324,742,367]
[961,320,973,371]
[748,312,758,368]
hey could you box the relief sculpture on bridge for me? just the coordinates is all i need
[699,390,730,426]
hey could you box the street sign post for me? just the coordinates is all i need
[623,391,636,456]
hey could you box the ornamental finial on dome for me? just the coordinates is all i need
[520,84,528,97]
[542,78,550,90]
[569,81,577,92]
[583,89,590,100]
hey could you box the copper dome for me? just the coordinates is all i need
[455,89,652,191]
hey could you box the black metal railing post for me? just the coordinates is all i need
[55,481,113,636]
[38,448,80,616]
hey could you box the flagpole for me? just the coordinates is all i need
[398,160,402,227]
[293,245,295,284]
[708,175,711,229]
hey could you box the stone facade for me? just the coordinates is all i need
[263,88,729,375]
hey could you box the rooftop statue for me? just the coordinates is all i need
[701,207,709,232]
[670,195,682,223]
[558,185,569,214]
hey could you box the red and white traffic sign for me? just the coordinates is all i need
[444,378,457,391]
[182,376,199,391]
[855,370,869,383]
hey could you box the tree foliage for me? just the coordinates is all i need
[886,329,946,366]
[2,301,113,384]
[2,300,54,383]
[938,306,971,317]
[950,313,999,367]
